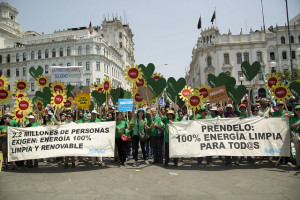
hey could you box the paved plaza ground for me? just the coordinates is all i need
[0,158,299,200]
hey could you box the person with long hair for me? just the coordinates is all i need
[291,105,300,170]
[115,112,129,166]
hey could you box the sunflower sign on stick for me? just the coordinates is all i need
[196,84,211,102]
[14,96,32,116]
[12,110,28,123]
[265,73,281,92]
[14,79,29,92]
[51,91,67,109]
[0,87,11,105]
[36,75,49,89]
[75,92,91,110]
[51,80,66,94]
[186,91,202,119]
[124,64,143,84]
[0,75,8,88]
[179,86,194,101]
[270,82,292,103]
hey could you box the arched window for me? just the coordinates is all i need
[282,51,287,60]
[31,51,35,59]
[60,47,63,57]
[86,45,90,54]
[78,46,82,55]
[52,48,56,57]
[96,45,100,54]
[45,49,49,58]
[7,54,10,63]
[0,55,2,63]
[67,47,71,56]
[38,50,41,59]
[225,71,230,76]
[207,56,212,67]
[16,53,19,62]
[23,52,26,61]
[281,36,285,44]
[290,36,294,43]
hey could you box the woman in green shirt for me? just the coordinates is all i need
[131,107,150,167]
[0,115,14,170]
[116,112,129,166]
[291,105,300,170]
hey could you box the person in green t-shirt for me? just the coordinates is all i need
[116,112,130,166]
[88,110,102,123]
[130,107,150,167]
[159,108,178,167]
[239,104,249,119]
[291,105,300,170]
[126,111,135,161]
[210,106,220,118]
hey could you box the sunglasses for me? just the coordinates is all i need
[295,109,300,111]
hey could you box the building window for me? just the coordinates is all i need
[225,71,231,76]
[96,62,100,71]
[281,36,285,44]
[16,53,19,62]
[86,78,90,86]
[257,52,262,62]
[45,65,49,74]
[270,52,275,60]
[23,68,26,76]
[0,55,2,63]
[96,45,100,54]
[78,62,82,66]
[86,45,90,54]
[31,83,34,91]
[38,50,41,59]
[16,68,19,77]
[207,56,212,67]
[258,71,263,80]
[224,53,229,65]
[45,49,49,58]
[6,69,10,77]
[282,51,287,60]
[243,53,249,62]
[52,48,56,57]
[291,36,294,43]
[104,64,106,73]
[60,47,63,57]
[7,54,10,63]
[119,32,122,38]
[7,84,10,90]
[236,53,242,64]
[30,51,34,60]
[67,63,71,66]
[78,46,82,55]
[119,42,122,48]
[59,63,63,66]
[86,61,90,71]
[0,70,2,76]
[292,51,295,59]
[96,78,100,84]
[67,47,71,56]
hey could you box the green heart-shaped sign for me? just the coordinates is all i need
[167,77,186,93]
[122,90,132,99]
[176,95,185,108]
[35,86,51,106]
[208,73,230,88]
[147,77,166,97]
[241,61,261,81]
[225,77,237,91]
[32,96,37,107]
[66,85,75,98]
[110,88,123,105]
[91,90,106,106]
[226,85,247,104]
[139,63,155,80]
[29,66,44,80]
[289,81,300,99]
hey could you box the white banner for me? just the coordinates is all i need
[8,122,115,161]
[169,117,290,157]
[50,66,83,83]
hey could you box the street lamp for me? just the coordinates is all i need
[269,61,277,73]
[239,76,245,85]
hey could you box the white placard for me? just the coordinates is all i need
[50,66,83,83]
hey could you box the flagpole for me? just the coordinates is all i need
[260,0,266,33]
[215,7,217,27]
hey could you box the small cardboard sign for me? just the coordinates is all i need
[208,85,228,103]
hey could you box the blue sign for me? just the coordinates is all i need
[118,99,133,111]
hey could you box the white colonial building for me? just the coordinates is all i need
[0,2,134,104]
[186,14,300,98]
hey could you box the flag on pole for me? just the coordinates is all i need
[197,16,201,29]
[210,11,216,24]
[88,21,93,34]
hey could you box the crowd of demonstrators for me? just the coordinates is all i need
[1,95,300,171]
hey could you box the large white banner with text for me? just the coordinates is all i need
[8,122,115,161]
[50,66,83,83]
[169,117,290,157]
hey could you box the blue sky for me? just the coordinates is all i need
[8,0,300,79]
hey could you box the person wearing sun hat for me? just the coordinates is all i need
[159,108,178,167]
[239,104,248,119]
[290,105,300,170]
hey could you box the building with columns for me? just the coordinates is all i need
[0,2,134,106]
[185,15,300,98]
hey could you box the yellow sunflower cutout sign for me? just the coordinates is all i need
[13,79,29,92]
[0,87,12,104]
[101,77,112,94]
[14,96,33,115]
[265,73,281,92]
[36,99,44,114]
[63,97,74,110]
[51,80,66,94]
[196,84,211,102]
[152,72,164,81]
[186,91,202,111]
[75,92,91,110]
[36,75,49,89]
[12,110,28,123]
[270,82,292,103]
[135,77,147,88]
[124,64,143,84]
[15,92,27,99]
[179,86,194,101]
[132,92,146,107]
[51,91,67,109]
[0,75,8,88]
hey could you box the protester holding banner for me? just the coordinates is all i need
[239,104,248,119]
[126,111,134,161]
[24,115,39,168]
[0,115,15,170]
[258,98,273,117]
[89,110,103,166]
[291,105,300,170]
[115,112,130,166]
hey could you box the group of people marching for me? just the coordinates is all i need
[1,97,300,171]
